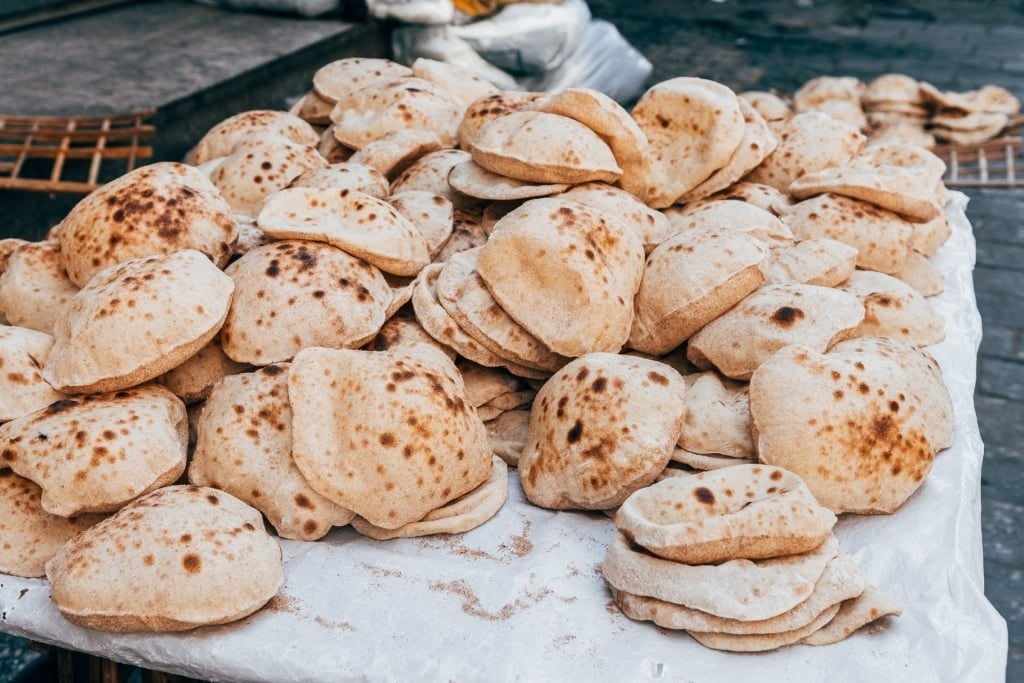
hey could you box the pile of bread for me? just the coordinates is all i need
[0,56,959,652]
[741,73,1020,150]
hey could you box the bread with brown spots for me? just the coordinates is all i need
[837,270,945,346]
[45,485,283,632]
[347,129,443,180]
[518,353,687,510]
[760,238,859,287]
[686,283,865,380]
[43,250,234,394]
[220,240,391,365]
[155,334,250,405]
[447,160,570,201]
[411,57,499,111]
[0,325,66,422]
[288,161,389,198]
[189,364,355,541]
[677,372,753,458]
[388,190,454,259]
[614,465,837,564]
[799,585,902,645]
[190,110,320,165]
[0,241,80,335]
[0,469,103,578]
[558,182,675,254]
[0,384,187,516]
[288,344,493,529]
[664,199,794,245]
[456,91,546,151]
[749,338,953,513]
[313,57,413,105]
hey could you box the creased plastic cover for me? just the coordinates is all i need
[0,192,1007,682]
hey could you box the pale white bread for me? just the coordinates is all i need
[931,120,1008,146]
[389,149,479,210]
[289,89,334,126]
[749,338,953,514]
[612,552,864,635]
[220,240,391,365]
[0,384,187,516]
[411,57,499,111]
[781,193,914,274]
[43,250,234,394]
[347,129,443,180]
[688,602,841,652]
[890,250,945,297]
[676,98,779,204]
[866,122,936,151]
[558,182,675,254]
[436,247,568,372]
[231,213,273,258]
[738,90,793,121]
[312,57,412,104]
[330,77,462,150]
[744,112,866,193]
[458,359,527,408]
[856,141,947,184]
[190,110,319,165]
[919,82,1020,115]
[862,74,924,107]
[627,226,767,356]
[156,334,250,405]
[364,307,457,362]
[469,110,622,185]
[188,364,355,541]
[486,408,531,467]
[807,99,869,132]
[615,465,836,564]
[57,162,238,287]
[669,447,756,471]
[837,269,945,346]
[799,585,902,646]
[475,405,503,422]
[700,181,793,217]
[287,344,493,529]
[350,455,507,539]
[317,126,353,164]
[794,76,865,111]
[0,469,103,578]
[910,211,953,257]
[448,159,570,201]
[678,372,753,458]
[930,109,1008,132]
[45,485,283,632]
[456,91,546,151]
[481,389,533,411]
[601,531,840,621]
[631,77,746,208]
[518,353,687,510]
[204,135,328,217]
[0,241,79,335]
[0,237,31,275]
[665,199,794,245]
[476,198,645,357]
[256,187,430,277]
[788,162,942,223]
[686,283,865,380]
[526,87,652,200]
[388,190,454,259]
[288,162,389,198]
[760,239,859,287]
[0,325,66,422]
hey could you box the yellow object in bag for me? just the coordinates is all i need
[452,0,559,18]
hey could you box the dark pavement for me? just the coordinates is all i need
[1,1,1022,680]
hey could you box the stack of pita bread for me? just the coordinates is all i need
[603,465,901,651]
[0,57,978,644]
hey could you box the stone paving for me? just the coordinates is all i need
[1,0,1023,680]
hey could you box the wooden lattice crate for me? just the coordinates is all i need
[0,111,155,194]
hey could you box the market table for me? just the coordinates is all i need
[0,193,1007,682]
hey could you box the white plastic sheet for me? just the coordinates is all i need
[0,193,1007,681]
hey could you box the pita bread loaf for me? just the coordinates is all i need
[45,485,283,632]
[288,344,493,528]
[350,455,507,539]
[628,226,767,355]
[470,110,622,185]
[289,88,334,126]
[749,338,953,514]
[891,250,945,297]
[911,211,953,257]
[670,447,756,472]
[615,465,836,564]
[688,603,842,652]
[602,531,840,621]
[0,241,79,335]
[739,90,793,121]
[365,307,456,361]
[43,250,234,394]
[156,334,250,405]
[527,88,652,200]
[330,77,462,150]
[476,198,645,357]
[486,408,530,467]
[518,353,687,510]
[686,283,865,380]
[220,240,391,365]
[56,162,238,288]
[788,161,942,223]
[411,57,499,110]
[800,585,902,645]
[190,110,319,165]
[666,199,793,245]
[317,127,353,164]
[761,239,859,287]
[457,90,546,150]
[862,74,924,108]
[837,270,945,346]
[389,149,478,209]
[558,182,675,254]
[782,193,914,274]
[347,129,443,180]
[313,57,413,104]
[744,112,866,193]
[631,77,746,208]
[0,469,103,577]
[794,76,865,111]
[447,160,569,201]
[388,190,454,259]
[702,181,793,217]
[612,552,864,636]
[678,372,753,458]
[189,364,355,541]
[288,162,389,198]
[0,325,66,422]
[0,384,187,516]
